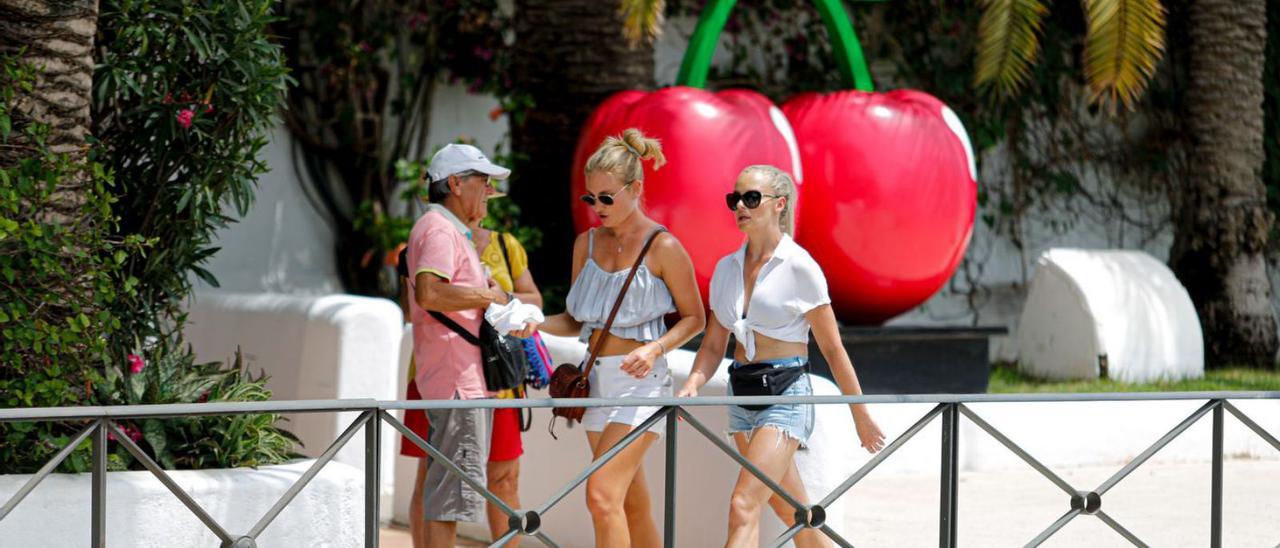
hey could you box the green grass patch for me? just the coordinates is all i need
[988,362,1280,393]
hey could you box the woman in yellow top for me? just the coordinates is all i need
[470,219,542,547]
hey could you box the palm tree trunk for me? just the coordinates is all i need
[0,0,97,165]
[509,1,655,295]
[1171,0,1276,367]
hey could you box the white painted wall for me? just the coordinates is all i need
[199,126,342,295]
[199,82,509,297]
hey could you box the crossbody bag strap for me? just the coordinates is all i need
[497,232,515,282]
[579,227,666,378]
[428,310,482,347]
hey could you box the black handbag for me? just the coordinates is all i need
[495,233,534,432]
[728,362,808,411]
[429,310,529,392]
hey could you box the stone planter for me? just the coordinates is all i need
[0,459,363,547]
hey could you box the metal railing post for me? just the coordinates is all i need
[92,419,107,548]
[940,403,958,548]
[366,411,382,548]
[664,410,678,548]
[1211,399,1223,548]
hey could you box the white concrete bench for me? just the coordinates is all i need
[184,292,402,513]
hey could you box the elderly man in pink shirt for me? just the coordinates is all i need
[407,143,536,547]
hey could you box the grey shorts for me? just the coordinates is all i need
[423,404,492,522]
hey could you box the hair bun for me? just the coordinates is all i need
[620,128,666,170]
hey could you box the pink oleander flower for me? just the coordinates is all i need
[127,354,145,374]
[202,102,214,115]
[107,424,142,443]
[407,12,428,30]
[176,108,195,129]
[357,41,373,53]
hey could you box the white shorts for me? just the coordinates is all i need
[583,354,672,437]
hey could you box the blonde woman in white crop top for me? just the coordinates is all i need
[678,165,884,548]
[540,129,705,547]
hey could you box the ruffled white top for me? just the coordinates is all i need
[566,229,676,344]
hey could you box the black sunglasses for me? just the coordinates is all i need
[581,181,634,206]
[725,190,783,211]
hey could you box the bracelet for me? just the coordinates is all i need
[655,340,667,355]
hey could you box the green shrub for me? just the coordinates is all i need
[0,0,298,474]
[93,0,290,352]
[95,346,301,471]
[0,51,141,472]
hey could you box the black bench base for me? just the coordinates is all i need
[683,325,1007,395]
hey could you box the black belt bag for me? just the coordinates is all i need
[729,362,808,411]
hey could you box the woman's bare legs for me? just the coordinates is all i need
[586,424,660,547]
[726,429,827,547]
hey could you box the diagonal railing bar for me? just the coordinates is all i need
[1223,401,1280,452]
[817,403,947,508]
[767,517,857,548]
[817,523,856,548]
[0,421,96,521]
[380,411,519,519]
[533,407,673,516]
[959,404,1076,496]
[768,523,807,548]
[676,408,806,511]
[1095,510,1149,547]
[248,410,372,539]
[532,531,561,548]
[1094,400,1216,496]
[489,526,520,547]
[1025,508,1082,547]
[106,421,233,543]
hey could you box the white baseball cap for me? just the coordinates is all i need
[426,143,512,183]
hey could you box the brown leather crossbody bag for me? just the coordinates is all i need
[548,228,665,433]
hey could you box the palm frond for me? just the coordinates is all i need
[619,0,665,47]
[1082,0,1166,112]
[975,0,1050,99]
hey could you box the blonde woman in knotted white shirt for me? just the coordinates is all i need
[678,165,885,548]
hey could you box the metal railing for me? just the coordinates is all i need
[2,391,1279,547]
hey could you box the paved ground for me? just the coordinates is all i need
[379,526,487,547]
[381,458,1280,547]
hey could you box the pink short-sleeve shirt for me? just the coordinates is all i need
[407,206,488,400]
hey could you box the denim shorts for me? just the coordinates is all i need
[726,356,815,447]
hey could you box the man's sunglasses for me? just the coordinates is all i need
[581,181,634,206]
[725,190,783,211]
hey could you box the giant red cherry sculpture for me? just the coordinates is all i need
[570,90,800,302]
[784,90,976,324]
[572,0,976,324]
